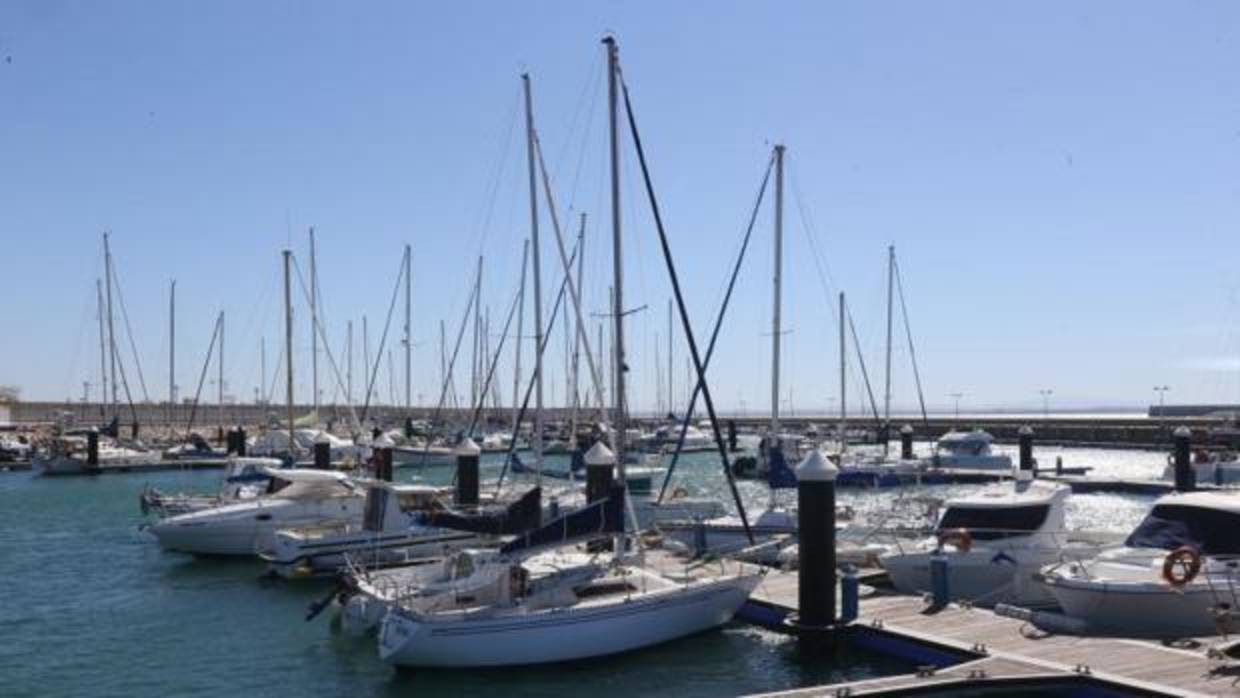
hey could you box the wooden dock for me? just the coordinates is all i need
[735,565,1240,696]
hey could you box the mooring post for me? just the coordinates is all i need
[373,433,394,481]
[1018,425,1034,475]
[585,440,615,504]
[236,426,247,456]
[313,433,331,470]
[1173,426,1194,492]
[87,428,100,468]
[900,424,914,460]
[840,566,860,623]
[455,437,481,507]
[727,419,738,453]
[788,449,839,646]
[930,556,949,609]
[404,417,415,440]
[131,421,139,440]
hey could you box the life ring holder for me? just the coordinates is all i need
[1162,545,1202,587]
[936,528,972,553]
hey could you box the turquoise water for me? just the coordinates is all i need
[1,455,915,698]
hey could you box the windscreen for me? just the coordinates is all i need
[937,504,1049,540]
[1124,504,1240,555]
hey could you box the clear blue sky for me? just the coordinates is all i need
[2,1,1238,414]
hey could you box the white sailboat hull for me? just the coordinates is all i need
[150,498,363,556]
[261,528,483,578]
[1044,575,1240,638]
[378,575,760,667]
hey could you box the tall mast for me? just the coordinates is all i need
[309,228,319,420]
[96,279,107,420]
[571,214,586,438]
[346,320,353,404]
[439,319,447,407]
[604,36,626,475]
[168,279,176,425]
[283,250,295,449]
[218,311,225,430]
[771,144,785,438]
[471,256,483,410]
[883,244,895,446]
[363,315,371,406]
[523,73,545,479]
[404,244,412,411]
[103,232,117,412]
[839,291,847,453]
[513,239,529,433]
[260,336,266,405]
[667,298,673,416]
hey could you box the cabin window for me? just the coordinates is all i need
[1125,504,1240,556]
[937,504,1050,540]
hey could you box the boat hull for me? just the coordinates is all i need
[378,575,759,667]
[881,550,1056,608]
[1044,575,1240,638]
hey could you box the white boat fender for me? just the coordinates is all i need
[995,603,1089,636]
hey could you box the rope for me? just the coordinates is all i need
[619,70,754,544]
[893,257,930,426]
[657,152,774,503]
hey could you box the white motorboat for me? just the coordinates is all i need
[257,481,533,579]
[1160,449,1240,487]
[0,435,32,461]
[1039,490,1240,637]
[391,442,457,468]
[929,430,1012,471]
[148,468,364,556]
[36,437,163,475]
[249,428,369,464]
[139,457,281,517]
[879,474,1103,608]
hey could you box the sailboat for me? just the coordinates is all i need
[376,44,761,667]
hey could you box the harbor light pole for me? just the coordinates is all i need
[1039,389,1053,420]
[949,392,963,423]
[1154,386,1171,442]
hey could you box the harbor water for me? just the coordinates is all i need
[1,443,1167,697]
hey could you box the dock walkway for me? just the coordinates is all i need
[735,565,1240,696]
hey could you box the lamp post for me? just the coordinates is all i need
[949,392,963,423]
[1154,386,1171,442]
[1039,389,1053,420]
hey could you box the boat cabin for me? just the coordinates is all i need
[262,468,357,499]
[1122,491,1240,557]
[935,430,996,457]
[361,482,448,532]
[935,481,1068,541]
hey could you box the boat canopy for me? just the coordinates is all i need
[428,487,542,536]
[499,485,624,555]
[1125,503,1240,556]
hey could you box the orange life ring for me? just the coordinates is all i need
[1162,545,1202,587]
[937,528,972,553]
[670,486,689,500]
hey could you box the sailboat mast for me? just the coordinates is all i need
[96,279,107,420]
[346,320,353,404]
[260,336,266,405]
[574,215,586,430]
[404,244,412,412]
[667,298,673,416]
[309,227,319,420]
[283,250,295,449]
[363,315,371,406]
[169,279,176,425]
[513,239,529,433]
[103,232,117,412]
[218,311,225,430]
[771,144,785,438]
[839,291,847,453]
[523,73,545,480]
[883,244,894,442]
[604,36,626,475]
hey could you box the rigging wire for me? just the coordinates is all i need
[108,259,151,402]
[894,256,930,425]
[658,152,774,502]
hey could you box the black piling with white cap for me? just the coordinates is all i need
[1173,426,1194,492]
[313,432,331,470]
[1018,425,1034,474]
[900,425,914,460]
[236,427,247,456]
[373,433,394,481]
[455,438,481,507]
[585,441,616,504]
[787,449,840,646]
[727,419,738,453]
[87,428,100,468]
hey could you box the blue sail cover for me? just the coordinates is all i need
[427,487,542,535]
[510,451,582,482]
[767,446,797,490]
[499,484,625,555]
